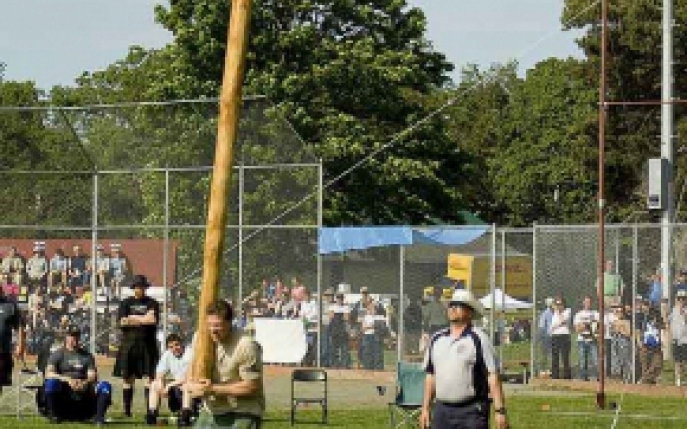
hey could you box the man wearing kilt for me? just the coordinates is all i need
[113,274,160,418]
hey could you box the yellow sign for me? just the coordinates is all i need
[447,253,532,299]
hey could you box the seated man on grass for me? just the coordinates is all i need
[146,333,198,426]
[43,327,112,425]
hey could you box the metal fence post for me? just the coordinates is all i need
[490,224,496,340]
[238,163,244,311]
[530,223,538,377]
[399,245,405,364]
[316,159,323,367]
[163,168,170,340]
[90,171,98,354]
[631,224,638,383]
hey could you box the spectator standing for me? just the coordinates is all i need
[352,287,387,370]
[573,296,599,381]
[611,305,633,383]
[48,248,68,289]
[68,245,90,288]
[297,289,319,366]
[175,289,193,335]
[273,277,287,299]
[638,302,664,384]
[537,297,554,375]
[290,277,307,304]
[26,242,48,292]
[27,286,48,329]
[404,297,423,356]
[2,278,19,302]
[423,287,447,335]
[670,290,687,386]
[327,291,350,368]
[599,260,624,308]
[109,244,128,300]
[1,246,24,286]
[113,275,161,418]
[94,245,110,298]
[319,288,335,367]
[0,285,26,393]
[648,272,662,308]
[360,302,382,370]
[674,270,687,296]
[549,298,572,380]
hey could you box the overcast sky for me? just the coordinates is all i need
[0,0,583,90]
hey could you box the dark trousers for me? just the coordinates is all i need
[639,346,663,384]
[551,334,571,379]
[361,333,381,370]
[329,331,350,368]
[44,379,111,422]
[431,401,489,429]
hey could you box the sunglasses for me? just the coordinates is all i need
[448,302,470,309]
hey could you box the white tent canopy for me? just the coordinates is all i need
[479,288,533,310]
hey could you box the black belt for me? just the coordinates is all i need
[436,397,487,408]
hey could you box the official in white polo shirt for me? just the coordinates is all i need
[420,289,508,429]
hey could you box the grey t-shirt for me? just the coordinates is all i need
[423,326,496,403]
[0,297,21,353]
[47,347,96,380]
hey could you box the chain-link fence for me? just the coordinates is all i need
[319,226,496,371]
[0,99,321,360]
[532,223,687,387]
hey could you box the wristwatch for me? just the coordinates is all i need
[495,407,507,416]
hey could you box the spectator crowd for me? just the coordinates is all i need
[0,242,136,358]
[537,259,687,386]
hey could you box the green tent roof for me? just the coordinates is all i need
[426,211,486,226]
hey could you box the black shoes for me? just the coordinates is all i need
[48,415,62,424]
[145,410,158,426]
[178,409,193,427]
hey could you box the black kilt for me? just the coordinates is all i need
[113,337,159,379]
[0,353,13,386]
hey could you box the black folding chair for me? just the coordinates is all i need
[290,368,327,425]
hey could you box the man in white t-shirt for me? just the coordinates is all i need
[146,333,195,425]
[573,296,600,381]
[298,289,319,366]
[549,298,572,379]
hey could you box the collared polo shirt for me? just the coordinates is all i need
[423,326,496,404]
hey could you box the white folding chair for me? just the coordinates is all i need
[3,360,44,419]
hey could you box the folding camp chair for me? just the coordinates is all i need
[0,358,43,419]
[388,361,425,429]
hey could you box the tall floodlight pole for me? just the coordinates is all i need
[596,0,609,410]
[661,0,675,304]
[190,0,253,380]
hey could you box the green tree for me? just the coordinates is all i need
[490,58,598,226]
[563,0,687,221]
[153,0,472,225]
[438,63,519,224]
[0,80,92,229]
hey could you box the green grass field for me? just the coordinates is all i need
[2,393,687,428]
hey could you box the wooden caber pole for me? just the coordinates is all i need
[191,0,253,380]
